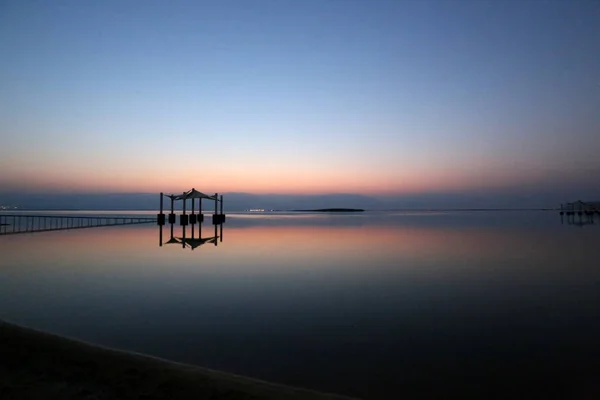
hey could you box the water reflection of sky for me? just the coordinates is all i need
[0,212,599,399]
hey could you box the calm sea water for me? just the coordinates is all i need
[1,211,599,398]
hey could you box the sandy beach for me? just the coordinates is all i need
[0,319,356,400]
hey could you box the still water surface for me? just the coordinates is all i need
[1,211,599,398]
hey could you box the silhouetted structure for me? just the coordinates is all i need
[158,188,226,227]
[158,218,223,250]
[559,201,599,226]
[560,200,600,216]
[0,214,155,235]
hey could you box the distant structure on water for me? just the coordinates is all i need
[559,200,600,216]
[559,200,599,227]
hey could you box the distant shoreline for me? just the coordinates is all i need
[290,208,365,212]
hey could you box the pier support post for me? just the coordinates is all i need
[181,192,188,226]
[190,197,197,225]
[169,196,176,224]
[212,193,219,225]
[220,195,225,224]
[199,198,204,223]
[214,223,218,246]
[158,193,165,225]
[211,194,226,224]
[220,194,226,223]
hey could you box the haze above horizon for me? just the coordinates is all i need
[1,0,599,206]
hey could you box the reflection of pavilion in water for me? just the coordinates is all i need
[561,212,596,227]
[157,188,226,249]
[159,222,223,250]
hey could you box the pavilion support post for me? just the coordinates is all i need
[181,192,188,226]
[190,196,197,225]
[158,193,165,225]
[212,193,219,225]
[199,198,203,223]
[168,196,176,224]
[220,194,225,223]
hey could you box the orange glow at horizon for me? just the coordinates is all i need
[1,159,558,196]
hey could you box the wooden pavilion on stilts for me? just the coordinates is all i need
[157,188,226,227]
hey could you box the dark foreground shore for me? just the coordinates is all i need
[0,320,355,400]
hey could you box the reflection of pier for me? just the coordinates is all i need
[159,221,223,249]
[561,212,596,227]
[0,214,156,235]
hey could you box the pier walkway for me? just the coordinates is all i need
[0,214,156,235]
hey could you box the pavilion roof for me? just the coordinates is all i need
[166,188,218,201]
[166,236,218,249]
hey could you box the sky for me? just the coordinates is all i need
[1,0,599,207]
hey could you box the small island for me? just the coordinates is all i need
[291,208,365,212]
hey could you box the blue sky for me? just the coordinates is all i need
[1,0,599,206]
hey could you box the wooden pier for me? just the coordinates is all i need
[0,214,156,236]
